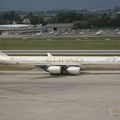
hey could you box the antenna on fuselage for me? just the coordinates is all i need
[47,53,53,57]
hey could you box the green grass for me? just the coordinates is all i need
[0,36,120,50]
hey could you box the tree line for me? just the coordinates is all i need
[0,10,120,28]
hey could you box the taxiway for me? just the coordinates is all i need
[0,70,120,120]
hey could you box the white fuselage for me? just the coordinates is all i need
[6,56,120,65]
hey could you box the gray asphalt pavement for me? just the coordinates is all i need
[0,70,120,120]
[2,50,120,56]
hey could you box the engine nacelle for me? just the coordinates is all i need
[47,66,61,75]
[66,66,80,75]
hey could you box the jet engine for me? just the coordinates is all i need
[66,66,80,75]
[47,66,62,75]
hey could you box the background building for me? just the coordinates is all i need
[46,23,74,33]
[0,24,42,36]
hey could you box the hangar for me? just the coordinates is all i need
[46,23,74,34]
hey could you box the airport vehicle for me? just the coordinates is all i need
[0,51,120,75]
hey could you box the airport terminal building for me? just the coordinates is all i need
[0,24,42,36]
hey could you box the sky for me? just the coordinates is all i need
[0,0,120,11]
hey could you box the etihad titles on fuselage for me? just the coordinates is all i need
[0,51,120,75]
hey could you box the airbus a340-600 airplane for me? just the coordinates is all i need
[0,51,120,75]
